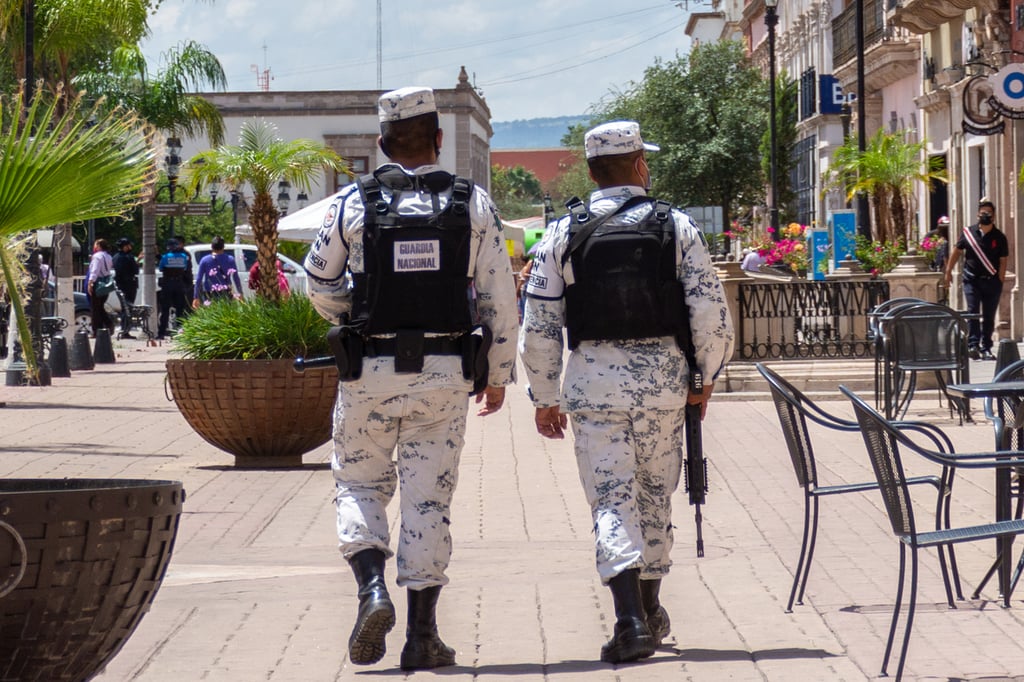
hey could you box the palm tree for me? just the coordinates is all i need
[0,0,151,96]
[0,85,157,381]
[75,41,227,145]
[822,129,947,244]
[184,119,345,301]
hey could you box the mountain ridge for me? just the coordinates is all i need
[491,115,588,150]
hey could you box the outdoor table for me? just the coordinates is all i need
[947,380,1024,606]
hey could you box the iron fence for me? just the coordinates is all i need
[738,280,890,359]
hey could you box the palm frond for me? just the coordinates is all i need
[0,86,158,239]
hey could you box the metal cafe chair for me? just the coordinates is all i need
[879,302,970,422]
[841,385,1024,682]
[868,297,926,410]
[756,363,960,614]
[972,358,1024,598]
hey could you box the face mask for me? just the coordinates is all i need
[980,214,993,225]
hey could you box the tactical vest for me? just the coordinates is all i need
[352,168,475,336]
[562,196,689,349]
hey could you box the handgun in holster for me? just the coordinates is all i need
[326,319,364,381]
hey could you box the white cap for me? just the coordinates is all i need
[937,215,950,224]
[585,120,660,159]
[378,86,437,122]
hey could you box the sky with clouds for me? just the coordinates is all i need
[142,0,696,122]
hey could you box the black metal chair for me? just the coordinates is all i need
[756,363,960,614]
[878,302,970,422]
[868,298,926,410]
[841,385,1024,682]
[971,358,1024,598]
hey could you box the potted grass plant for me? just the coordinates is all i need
[165,295,338,468]
[164,119,346,467]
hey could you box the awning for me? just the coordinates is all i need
[234,195,336,244]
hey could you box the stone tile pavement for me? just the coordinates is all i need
[1,340,1023,681]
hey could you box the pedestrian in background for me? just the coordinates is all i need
[112,237,139,303]
[86,238,115,337]
[944,199,1007,360]
[304,86,518,671]
[193,236,243,307]
[156,238,193,339]
[519,120,734,663]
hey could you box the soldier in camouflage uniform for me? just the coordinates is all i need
[305,86,518,671]
[518,120,734,663]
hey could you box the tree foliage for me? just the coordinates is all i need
[561,41,767,242]
[490,164,543,219]
[760,70,799,225]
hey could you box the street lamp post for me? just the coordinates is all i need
[854,0,871,240]
[165,137,182,241]
[839,103,853,209]
[277,180,291,215]
[765,0,780,240]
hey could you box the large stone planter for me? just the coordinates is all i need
[165,358,338,468]
[0,478,183,681]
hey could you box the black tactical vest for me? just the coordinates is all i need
[562,196,688,349]
[352,168,474,336]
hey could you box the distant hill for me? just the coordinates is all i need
[491,115,589,150]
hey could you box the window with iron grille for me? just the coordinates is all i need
[792,135,816,226]
[800,68,817,121]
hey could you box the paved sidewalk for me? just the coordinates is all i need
[1,341,1023,681]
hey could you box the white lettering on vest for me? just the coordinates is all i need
[394,240,441,272]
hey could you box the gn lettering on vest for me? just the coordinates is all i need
[394,239,441,272]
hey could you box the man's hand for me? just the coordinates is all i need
[686,381,715,420]
[475,386,505,416]
[535,405,568,439]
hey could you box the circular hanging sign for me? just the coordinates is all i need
[990,63,1024,110]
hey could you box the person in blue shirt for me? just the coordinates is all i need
[157,238,193,339]
[193,236,243,307]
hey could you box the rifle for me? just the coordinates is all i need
[683,367,708,557]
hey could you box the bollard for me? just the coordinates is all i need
[93,328,116,364]
[995,338,1021,375]
[69,328,94,371]
[48,335,70,378]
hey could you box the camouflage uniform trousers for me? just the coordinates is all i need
[570,406,686,584]
[332,386,469,589]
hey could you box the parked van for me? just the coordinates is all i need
[184,243,307,298]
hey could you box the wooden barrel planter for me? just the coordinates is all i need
[0,478,184,682]
[165,358,338,468]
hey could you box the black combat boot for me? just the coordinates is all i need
[399,586,456,670]
[640,578,671,645]
[600,569,656,664]
[348,549,395,665]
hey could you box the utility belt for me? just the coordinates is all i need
[327,322,492,394]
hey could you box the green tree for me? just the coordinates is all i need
[75,41,227,145]
[490,164,543,219]
[0,86,157,380]
[822,128,947,244]
[760,70,799,225]
[0,0,154,96]
[566,41,767,248]
[184,119,346,301]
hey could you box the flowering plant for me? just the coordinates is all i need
[918,235,946,267]
[853,235,906,276]
[762,223,810,274]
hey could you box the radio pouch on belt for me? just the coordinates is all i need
[394,330,425,373]
[461,325,492,395]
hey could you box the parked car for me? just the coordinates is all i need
[183,243,306,298]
